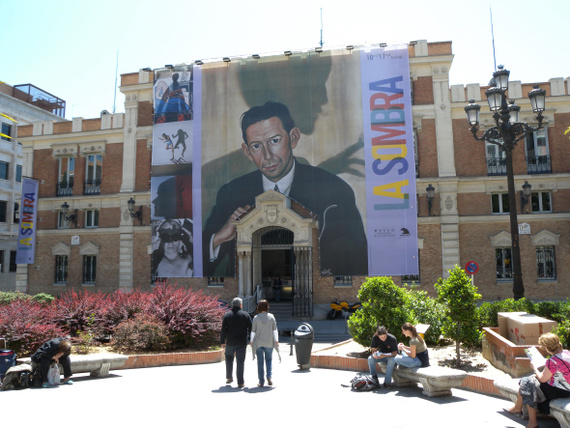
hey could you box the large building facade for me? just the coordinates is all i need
[0,82,66,291]
[15,40,570,312]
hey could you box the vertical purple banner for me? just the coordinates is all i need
[16,178,39,264]
[191,66,203,277]
[361,48,418,275]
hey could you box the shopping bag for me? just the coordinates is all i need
[47,363,60,386]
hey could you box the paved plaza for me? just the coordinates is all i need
[0,340,560,428]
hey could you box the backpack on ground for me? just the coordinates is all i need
[1,364,33,391]
[350,374,379,391]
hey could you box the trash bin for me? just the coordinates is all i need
[294,323,314,369]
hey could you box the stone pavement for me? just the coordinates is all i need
[0,339,559,428]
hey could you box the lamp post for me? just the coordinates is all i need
[464,66,546,300]
[426,184,435,216]
[127,197,143,225]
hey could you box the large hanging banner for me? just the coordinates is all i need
[151,46,417,278]
[16,177,39,264]
[361,48,418,275]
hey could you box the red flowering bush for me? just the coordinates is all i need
[0,299,66,356]
[100,289,149,337]
[48,289,108,339]
[147,283,225,349]
[111,313,170,353]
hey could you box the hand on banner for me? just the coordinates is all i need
[213,205,251,249]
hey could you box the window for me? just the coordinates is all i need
[526,128,551,174]
[0,200,7,222]
[83,255,97,284]
[536,246,556,280]
[13,202,19,223]
[0,161,8,180]
[334,276,353,286]
[85,210,99,228]
[1,123,11,141]
[491,193,510,214]
[15,165,22,182]
[85,154,102,195]
[9,251,17,272]
[207,277,224,286]
[496,247,512,280]
[486,141,506,175]
[57,157,74,197]
[0,250,4,272]
[58,212,71,229]
[531,191,552,213]
[55,255,68,284]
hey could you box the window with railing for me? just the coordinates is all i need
[1,123,11,141]
[55,255,68,284]
[526,128,551,174]
[58,212,71,229]
[84,154,102,195]
[83,255,97,284]
[536,246,556,280]
[334,276,352,286]
[207,277,224,287]
[85,210,99,228]
[0,161,8,180]
[486,141,506,176]
[496,247,512,280]
[57,157,74,197]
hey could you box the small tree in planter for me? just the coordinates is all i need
[435,265,481,366]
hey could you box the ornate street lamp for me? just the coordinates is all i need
[426,184,435,216]
[127,198,143,225]
[464,66,546,300]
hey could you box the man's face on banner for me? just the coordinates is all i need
[241,117,300,183]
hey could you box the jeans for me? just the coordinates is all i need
[368,355,396,385]
[274,289,280,302]
[256,347,273,385]
[394,353,421,368]
[225,345,247,385]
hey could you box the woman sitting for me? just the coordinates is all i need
[394,322,430,368]
[505,332,570,428]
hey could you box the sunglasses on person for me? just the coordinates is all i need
[159,230,183,242]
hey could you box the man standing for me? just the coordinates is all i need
[203,101,368,277]
[367,326,398,387]
[220,297,252,388]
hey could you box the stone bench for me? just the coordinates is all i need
[494,377,570,428]
[379,363,467,397]
[18,353,128,378]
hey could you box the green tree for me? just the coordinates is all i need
[435,265,481,366]
[348,276,410,346]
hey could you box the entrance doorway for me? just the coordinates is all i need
[261,248,293,301]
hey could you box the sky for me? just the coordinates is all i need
[1,0,568,120]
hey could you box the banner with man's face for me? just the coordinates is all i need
[151,46,418,278]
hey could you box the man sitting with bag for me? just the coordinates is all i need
[31,337,73,388]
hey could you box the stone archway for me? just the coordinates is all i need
[234,190,317,316]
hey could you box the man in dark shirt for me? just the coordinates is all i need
[220,297,252,388]
[368,326,398,387]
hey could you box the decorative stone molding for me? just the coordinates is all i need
[444,195,454,211]
[531,230,560,247]
[490,231,512,247]
[418,238,424,250]
[51,143,78,158]
[52,242,71,256]
[79,241,100,256]
[79,141,106,157]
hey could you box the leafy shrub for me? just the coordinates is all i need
[0,292,31,306]
[554,320,570,349]
[111,313,170,353]
[533,300,570,324]
[477,298,535,328]
[31,293,55,305]
[348,276,411,347]
[147,283,225,349]
[0,299,66,356]
[405,289,446,345]
[435,266,481,363]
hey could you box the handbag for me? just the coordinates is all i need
[47,363,61,386]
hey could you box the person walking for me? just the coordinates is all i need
[250,300,279,387]
[220,297,252,388]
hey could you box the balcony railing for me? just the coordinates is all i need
[84,179,101,195]
[486,156,506,176]
[56,179,73,197]
[527,155,552,174]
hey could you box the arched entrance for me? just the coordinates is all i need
[234,190,317,317]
